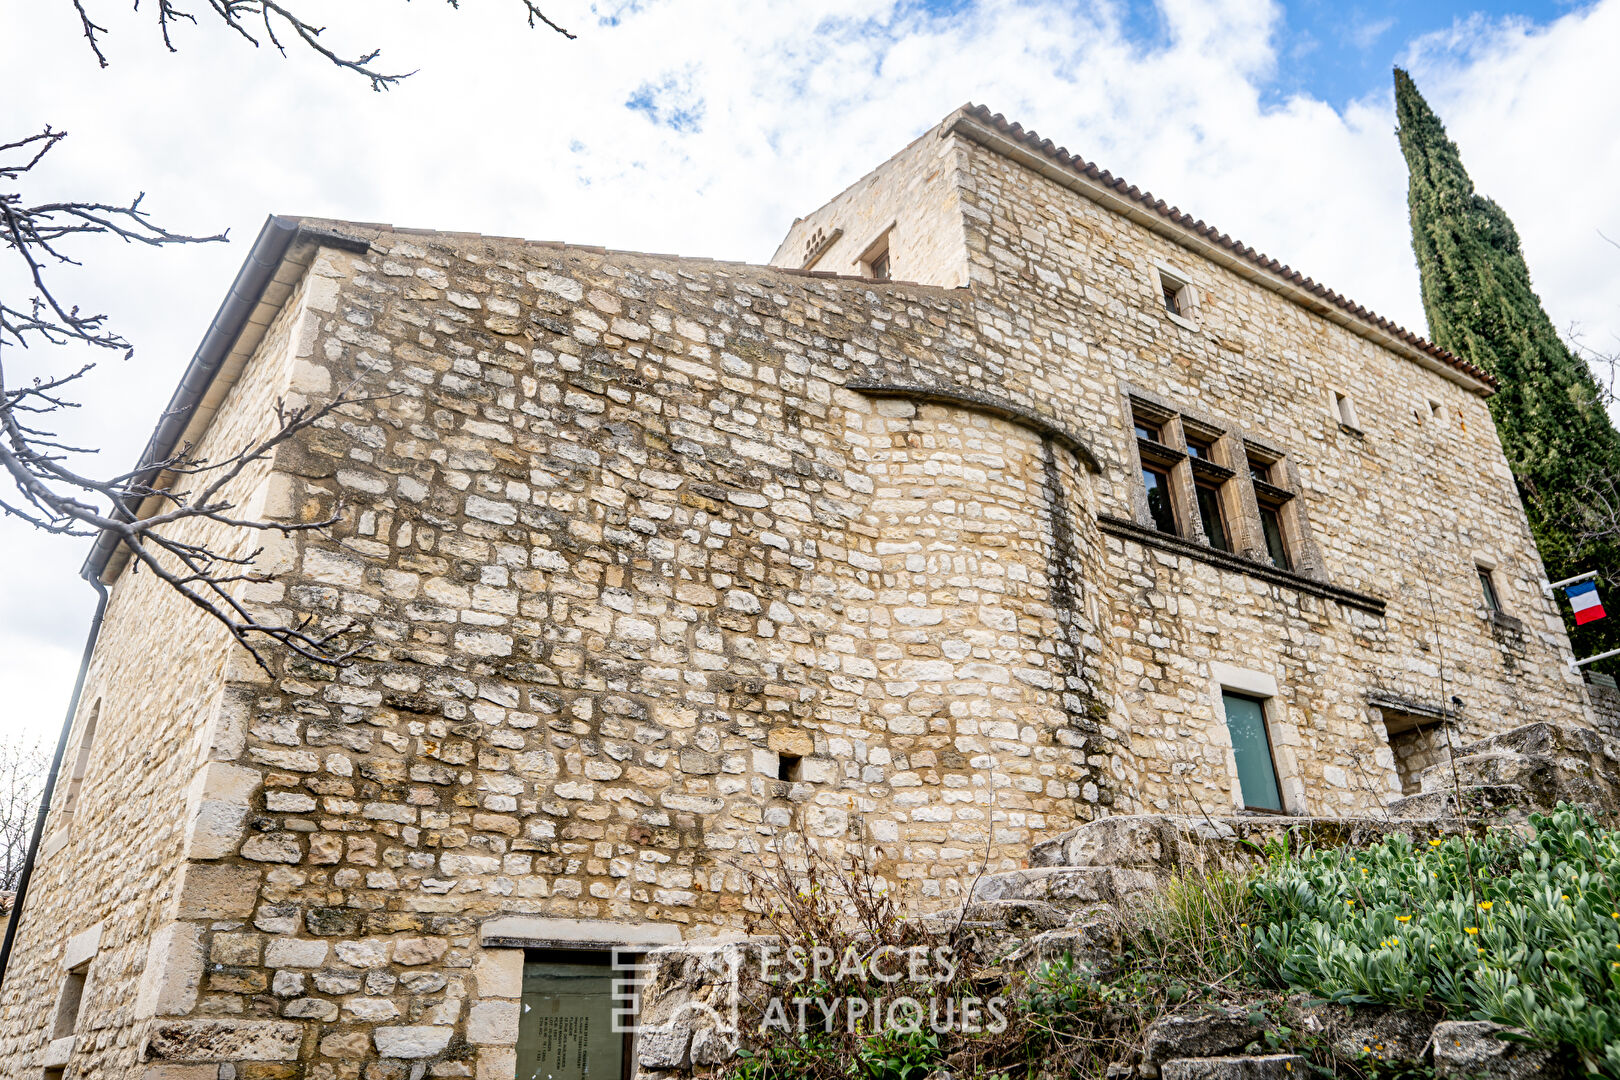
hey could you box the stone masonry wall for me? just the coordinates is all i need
[32,230,1124,1079]
[771,127,970,287]
[944,130,1589,815]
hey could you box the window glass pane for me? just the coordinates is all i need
[1222,693,1282,812]
[870,251,890,281]
[1185,437,1211,460]
[1479,570,1501,612]
[1143,467,1176,533]
[1195,484,1229,552]
[1135,421,1159,442]
[1249,461,1271,485]
[1260,507,1290,571]
[518,957,626,1080]
[1163,282,1180,314]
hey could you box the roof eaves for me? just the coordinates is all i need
[82,216,373,584]
[947,104,1496,395]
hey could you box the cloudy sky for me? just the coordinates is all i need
[2,0,1617,749]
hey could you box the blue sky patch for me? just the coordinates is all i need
[1266,0,1582,106]
[625,71,707,133]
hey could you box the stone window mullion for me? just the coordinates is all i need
[1225,436,1268,561]
[1161,416,1203,544]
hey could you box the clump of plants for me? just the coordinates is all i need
[1249,805,1620,1076]
[724,807,1620,1079]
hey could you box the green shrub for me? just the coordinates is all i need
[1248,806,1620,1076]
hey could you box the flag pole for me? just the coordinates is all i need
[1572,646,1620,671]
[1544,570,1598,598]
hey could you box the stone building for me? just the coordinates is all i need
[0,104,1594,1079]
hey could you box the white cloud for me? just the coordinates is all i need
[1,0,1617,745]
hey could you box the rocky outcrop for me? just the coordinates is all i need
[1431,1021,1552,1079]
[1390,721,1620,820]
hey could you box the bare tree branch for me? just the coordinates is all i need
[68,0,577,91]
[0,1,571,669]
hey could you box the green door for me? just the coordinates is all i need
[1222,692,1282,812]
[517,956,627,1080]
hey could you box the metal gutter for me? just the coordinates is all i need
[80,217,372,584]
[81,215,299,582]
[0,578,108,990]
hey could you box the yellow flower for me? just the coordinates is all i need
[1478,948,1486,955]
[1479,901,1493,911]
[1396,915,1412,923]
[1465,927,1480,935]
[1347,899,1355,906]
[1429,838,1443,847]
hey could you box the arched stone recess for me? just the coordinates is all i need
[805,384,1116,897]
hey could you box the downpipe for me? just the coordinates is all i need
[0,576,109,989]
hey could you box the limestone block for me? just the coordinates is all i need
[475,949,524,998]
[374,1026,454,1059]
[184,763,260,860]
[143,1019,303,1062]
[63,921,103,970]
[1161,1056,1306,1079]
[467,1000,521,1045]
[173,863,260,919]
[767,728,815,756]
[1143,1008,1261,1064]
[478,1048,518,1080]
[135,922,205,1019]
[394,936,449,965]
[319,1031,370,1058]
[265,938,329,968]
[1431,1021,1550,1079]
[42,1036,75,1067]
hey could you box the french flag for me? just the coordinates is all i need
[1567,580,1607,625]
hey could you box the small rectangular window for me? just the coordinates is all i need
[1157,267,1195,321]
[1249,460,1271,485]
[1260,506,1290,571]
[1195,482,1230,553]
[1135,420,1161,443]
[52,969,86,1040]
[1222,692,1283,812]
[1479,568,1502,613]
[1142,465,1177,534]
[859,230,893,282]
[777,755,802,783]
[1185,435,1213,460]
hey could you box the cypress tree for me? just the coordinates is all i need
[1395,67,1620,665]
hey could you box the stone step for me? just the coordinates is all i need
[1388,784,1531,820]
[1160,1055,1306,1079]
[1415,753,1617,813]
[1030,814,1454,873]
[920,898,1071,935]
[969,865,1157,906]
